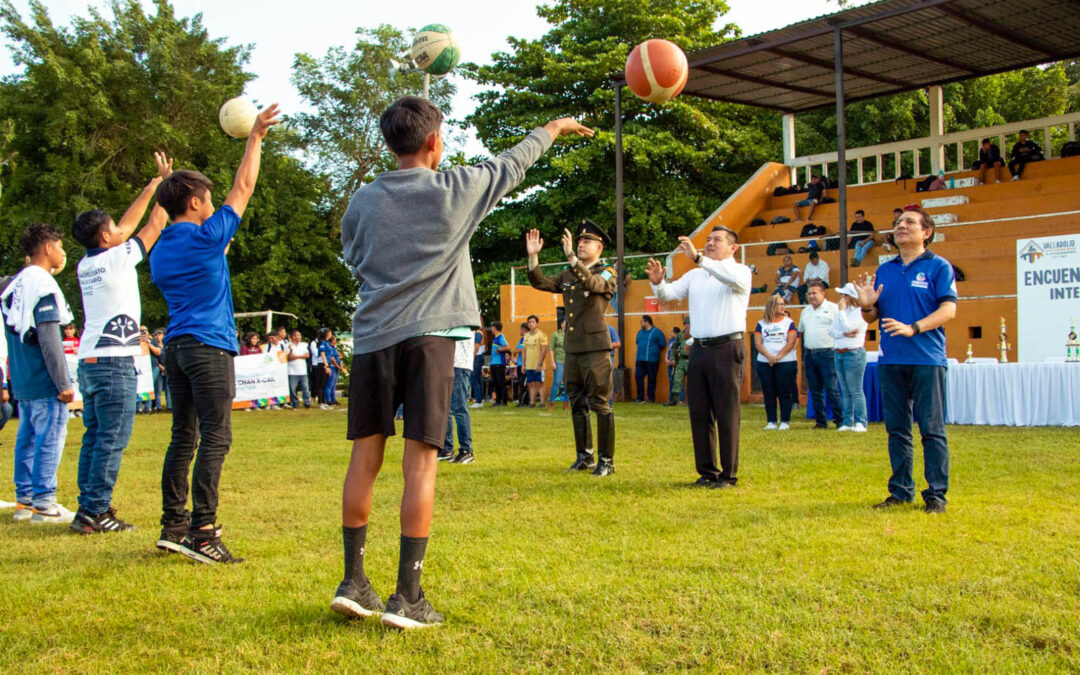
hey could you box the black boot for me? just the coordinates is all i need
[570,412,595,471]
[592,413,615,476]
[663,389,678,406]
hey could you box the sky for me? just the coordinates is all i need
[0,0,852,156]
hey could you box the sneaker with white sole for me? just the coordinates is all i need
[177,527,244,564]
[330,578,385,619]
[12,502,33,521]
[469,403,483,409]
[837,425,853,432]
[70,507,135,534]
[778,422,790,431]
[380,589,444,630]
[0,499,17,509]
[763,422,777,430]
[853,423,868,432]
[31,503,76,524]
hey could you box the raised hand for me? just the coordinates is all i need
[154,151,173,179]
[555,118,594,137]
[677,236,698,262]
[250,103,282,140]
[525,229,544,256]
[646,258,665,284]
[853,273,882,309]
[562,228,575,258]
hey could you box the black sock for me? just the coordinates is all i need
[342,525,368,582]
[396,535,428,602]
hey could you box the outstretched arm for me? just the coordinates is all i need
[525,229,563,293]
[135,152,174,252]
[224,103,281,218]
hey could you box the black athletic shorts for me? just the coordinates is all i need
[347,335,455,448]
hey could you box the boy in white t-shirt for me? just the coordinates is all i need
[287,329,312,408]
[69,152,172,534]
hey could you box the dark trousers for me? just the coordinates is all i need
[1008,154,1042,178]
[491,364,507,404]
[565,350,614,460]
[161,336,235,530]
[470,354,484,401]
[879,364,949,503]
[804,348,842,425]
[634,360,660,401]
[756,360,797,423]
[310,363,326,404]
[687,340,744,482]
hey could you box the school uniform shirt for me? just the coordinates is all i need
[263,341,287,355]
[490,334,508,366]
[873,251,957,367]
[798,301,838,350]
[755,317,798,363]
[287,342,309,376]
[77,238,146,358]
[309,339,323,366]
[320,343,341,370]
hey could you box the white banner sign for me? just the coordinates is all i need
[233,352,289,405]
[67,353,155,408]
[1016,233,1080,362]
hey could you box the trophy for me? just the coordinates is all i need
[965,343,973,363]
[1067,321,1079,363]
[997,317,1011,363]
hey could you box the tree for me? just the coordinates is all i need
[290,25,457,227]
[0,0,355,333]
[462,0,779,319]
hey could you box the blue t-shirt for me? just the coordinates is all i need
[490,334,508,366]
[149,206,241,354]
[515,338,524,367]
[635,326,666,363]
[874,250,957,366]
[5,297,63,400]
[320,343,340,370]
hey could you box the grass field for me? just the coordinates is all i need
[1,402,1079,672]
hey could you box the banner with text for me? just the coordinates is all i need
[67,353,155,410]
[233,351,289,407]
[1017,233,1080,362]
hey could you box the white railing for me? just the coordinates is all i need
[788,112,1080,186]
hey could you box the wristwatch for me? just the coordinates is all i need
[694,252,703,264]
[911,321,921,335]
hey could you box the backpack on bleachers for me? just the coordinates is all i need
[749,218,766,227]
[766,243,793,256]
[915,175,935,192]
[1062,141,1080,158]
[770,215,791,224]
[800,223,825,237]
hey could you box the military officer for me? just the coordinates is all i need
[665,317,691,406]
[525,220,617,476]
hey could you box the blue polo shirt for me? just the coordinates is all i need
[149,206,241,354]
[635,326,666,363]
[874,250,957,367]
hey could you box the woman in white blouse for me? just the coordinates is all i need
[829,283,869,431]
[753,294,799,430]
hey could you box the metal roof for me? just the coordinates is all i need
[649,0,1080,113]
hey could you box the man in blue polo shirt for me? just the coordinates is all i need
[854,206,957,514]
[149,103,280,564]
[634,315,666,403]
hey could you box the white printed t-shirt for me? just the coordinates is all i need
[287,342,308,376]
[77,238,146,359]
[755,317,798,363]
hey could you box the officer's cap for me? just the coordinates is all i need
[577,219,612,247]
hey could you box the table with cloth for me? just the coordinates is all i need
[945,362,1080,426]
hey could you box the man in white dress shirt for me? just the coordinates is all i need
[798,280,843,429]
[646,225,751,488]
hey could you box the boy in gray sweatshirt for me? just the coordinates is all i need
[331,95,592,629]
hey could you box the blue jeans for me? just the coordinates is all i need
[324,368,339,404]
[444,368,472,454]
[152,367,168,411]
[76,358,137,514]
[804,349,842,425]
[13,397,69,509]
[879,364,949,503]
[550,361,567,402]
[289,374,311,407]
[834,349,867,427]
[853,238,876,263]
[471,354,484,401]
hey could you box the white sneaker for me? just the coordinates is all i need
[837,425,853,432]
[12,503,32,521]
[30,503,75,525]
[319,403,332,410]
[853,423,868,432]
[764,422,777,430]
[778,422,790,431]
[1012,175,1019,181]
[470,403,483,409]
[0,499,17,509]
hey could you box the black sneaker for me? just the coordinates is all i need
[591,458,615,477]
[711,479,736,489]
[437,452,454,462]
[691,476,717,487]
[380,589,444,630]
[813,422,828,430]
[452,451,474,464]
[923,498,947,514]
[568,454,596,471]
[177,527,244,564]
[156,525,188,553]
[330,578,384,619]
[70,507,135,535]
[873,496,909,509]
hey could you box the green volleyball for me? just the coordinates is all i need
[410,24,461,76]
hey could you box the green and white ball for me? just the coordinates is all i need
[410,24,461,76]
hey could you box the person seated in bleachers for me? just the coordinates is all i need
[773,254,801,302]
[793,174,826,222]
[1008,130,1044,181]
[848,210,876,267]
[972,138,1005,184]
[797,250,829,304]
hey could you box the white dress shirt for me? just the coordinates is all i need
[829,304,868,350]
[798,300,838,349]
[803,260,830,284]
[651,256,751,338]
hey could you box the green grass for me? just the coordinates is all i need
[2,403,1079,672]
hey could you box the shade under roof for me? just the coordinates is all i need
[634,0,1080,113]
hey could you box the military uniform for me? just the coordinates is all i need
[668,328,691,404]
[527,221,617,474]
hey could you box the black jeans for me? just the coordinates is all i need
[756,360,798,423]
[491,364,507,404]
[161,335,236,530]
[634,360,660,401]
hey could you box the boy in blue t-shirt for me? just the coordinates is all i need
[488,321,510,406]
[148,103,281,564]
[1,224,76,524]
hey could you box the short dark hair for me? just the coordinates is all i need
[981,138,991,145]
[855,209,865,217]
[641,315,653,326]
[21,222,63,256]
[492,321,503,331]
[156,170,213,219]
[290,328,301,337]
[806,279,826,291]
[809,251,819,260]
[672,326,681,333]
[711,224,739,244]
[380,96,443,155]
[527,314,539,323]
[900,206,937,246]
[72,210,111,249]
[1019,129,1029,135]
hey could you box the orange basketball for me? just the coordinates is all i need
[625,39,688,104]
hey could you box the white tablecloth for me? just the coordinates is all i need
[947,362,1080,426]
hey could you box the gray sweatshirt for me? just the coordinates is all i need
[341,128,553,354]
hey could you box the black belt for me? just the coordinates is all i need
[695,332,744,348]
